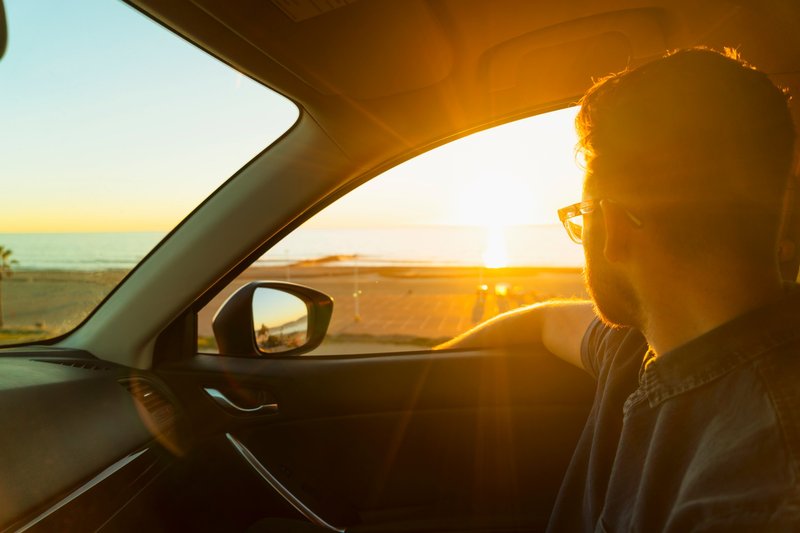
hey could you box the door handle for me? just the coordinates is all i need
[203,387,279,415]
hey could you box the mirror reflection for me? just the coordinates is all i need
[252,288,309,354]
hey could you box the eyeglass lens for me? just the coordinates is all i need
[566,216,584,243]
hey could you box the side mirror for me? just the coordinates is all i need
[212,281,333,357]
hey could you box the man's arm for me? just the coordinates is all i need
[436,300,596,370]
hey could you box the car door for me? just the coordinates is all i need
[144,110,597,533]
[153,339,594,532]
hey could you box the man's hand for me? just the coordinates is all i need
[436,300,596,371]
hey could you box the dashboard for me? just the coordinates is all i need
[0,349,178,532]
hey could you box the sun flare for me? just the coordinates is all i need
[482,226,509,268]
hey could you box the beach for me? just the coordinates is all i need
[0,269,127,344]
[0,266,587,351]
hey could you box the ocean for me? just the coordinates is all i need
[0,225,585,271]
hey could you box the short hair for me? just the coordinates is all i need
[576,47,795,260]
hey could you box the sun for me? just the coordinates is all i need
[482,225,509,268]
[445,107,584,229]
[453,175,537,228]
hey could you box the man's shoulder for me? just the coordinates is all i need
[748,287,800,472]
[755,336,800,472]
[581,318,647,379]
[666,340,800,525]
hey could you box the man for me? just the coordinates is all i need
[441,48,800,531]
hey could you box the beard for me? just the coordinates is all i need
[583,233,642,329]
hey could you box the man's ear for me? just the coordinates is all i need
[600,200,632,263]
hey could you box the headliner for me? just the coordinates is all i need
[130,0,800,167]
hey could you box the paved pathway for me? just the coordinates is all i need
[198,267,586,350]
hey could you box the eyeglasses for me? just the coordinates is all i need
[557,200,596,244]
[557,199,642,244]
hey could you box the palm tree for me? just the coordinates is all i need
[0,246,18,329]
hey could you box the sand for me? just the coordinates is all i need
[0,270,127,344]
[0,266,587,351]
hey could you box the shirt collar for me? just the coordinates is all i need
[640,283,800,407]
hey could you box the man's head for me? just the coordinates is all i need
[575,48,796,328]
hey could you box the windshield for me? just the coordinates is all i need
[0,0,298,346]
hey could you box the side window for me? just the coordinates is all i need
[198,107,588,355]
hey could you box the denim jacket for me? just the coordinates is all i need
[547,286,800,532]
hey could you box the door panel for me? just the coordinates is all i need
[157,347,594,531]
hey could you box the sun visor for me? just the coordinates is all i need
[192,0,453,100]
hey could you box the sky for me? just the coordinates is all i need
[0,0,297,233]
[0,0,584,234]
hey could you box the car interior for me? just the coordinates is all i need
[1,1,800,532]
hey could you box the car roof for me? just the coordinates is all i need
[58,0,800,367]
